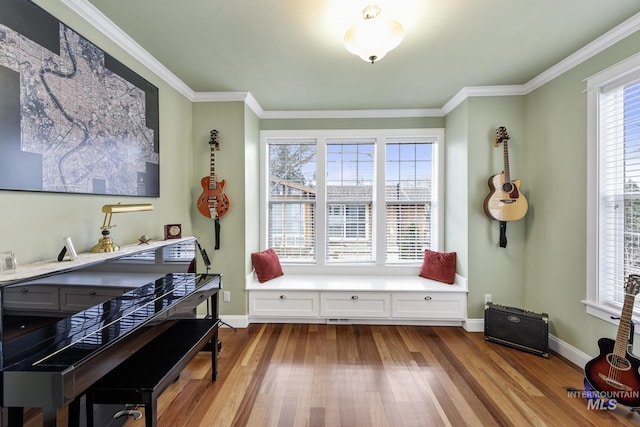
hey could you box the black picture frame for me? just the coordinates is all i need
[0,0,160,197]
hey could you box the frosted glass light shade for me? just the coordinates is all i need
[344,5,404,64]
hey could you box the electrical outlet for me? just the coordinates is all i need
[223,291,231,302]
[484,294,492,304]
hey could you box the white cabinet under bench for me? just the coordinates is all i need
[246,274,467,325]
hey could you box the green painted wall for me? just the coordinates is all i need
[1,1,194,264]
[191,102,249,316]
[244,104,261,271]
[445,97,527,318]
[522,30,640,356]
[8,0,640,359]
[443,103,469,279]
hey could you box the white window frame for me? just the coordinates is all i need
[260,128,444,275]
[586,51,640,325]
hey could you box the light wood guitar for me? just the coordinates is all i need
[482,127,528,221]
[584,275,640,407]
[197,129,231,219]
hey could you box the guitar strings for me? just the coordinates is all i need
[607,289,634,386]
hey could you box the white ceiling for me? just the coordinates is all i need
[71,0,640,113]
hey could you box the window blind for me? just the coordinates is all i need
[385,141,432,262]
[599,76,640,309]
[326,139,374,262]
[262,128,442,268]
[268,141,317,261]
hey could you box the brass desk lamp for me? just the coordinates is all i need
[90,203,154,253]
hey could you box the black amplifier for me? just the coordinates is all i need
[484,302,549,358]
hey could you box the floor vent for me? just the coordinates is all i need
[327,318,352,325]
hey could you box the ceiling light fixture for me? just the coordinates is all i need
[344,4,404,64]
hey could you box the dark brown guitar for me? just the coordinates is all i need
[197,130,231,219]
[482,127,528,222]
[584,275,640,407]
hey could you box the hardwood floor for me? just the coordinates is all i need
[146,324,640,427]
[23,324,640,426]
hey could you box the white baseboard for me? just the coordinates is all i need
[549,334,591,368]
[465,318,591,368]
[219,315,591,368]
[219,315,249,329]
[463,318,484,332]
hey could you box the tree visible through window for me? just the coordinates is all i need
[262,129,442,267]
[268,142,316,260]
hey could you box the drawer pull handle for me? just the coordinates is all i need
[280,295,287,300]
[424,296,432,301]
[89,291,96,295]
[351,295,359,300]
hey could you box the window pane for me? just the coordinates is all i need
[386,141,432,262]
[269,202,315,260]
[264,130,441,268]
[269,143,316,200]
[326,140,374,262]
[326,142,374,202]
[600,77,640,309]
[327,203,372,261]
[268,142,316,260]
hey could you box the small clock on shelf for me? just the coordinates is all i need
[164,224,182,240]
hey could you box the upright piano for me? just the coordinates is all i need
[0,237,220,426]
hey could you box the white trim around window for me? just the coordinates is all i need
[259,128,445,275]
[586,51,640,326]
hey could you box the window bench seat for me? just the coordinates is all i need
[245,272,467,325]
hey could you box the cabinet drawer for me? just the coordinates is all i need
[249,291,320,317]
[392,292,466,319]
[3,285,59,311]
[321,292,390,318]
[60,287,128,312]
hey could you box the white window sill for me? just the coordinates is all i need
[583,299,640,334]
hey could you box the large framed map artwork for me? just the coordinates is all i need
[0,0,160,197]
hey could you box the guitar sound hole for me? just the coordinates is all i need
[502,183,513,193]
[607,353,632,370]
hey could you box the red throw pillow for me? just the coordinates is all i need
[419,249,456,284]
[251,248,284,283]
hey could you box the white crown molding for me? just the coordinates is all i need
[441,85,528,115]
[261,108,443,119]
[524,11,640,94]
[60,0,194,100]
[192,91,251,103]
[191,92,264,117]
[61,1,640,120]
[436,11,640,116]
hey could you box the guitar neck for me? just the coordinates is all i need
[209,145,217,190]
[614,291,636,357]
[503,139,511,183]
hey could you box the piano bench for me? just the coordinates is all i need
[84,318,219,427]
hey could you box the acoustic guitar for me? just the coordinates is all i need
[197,129,231,219]
[584,275,640,407]
[482,127,528,222]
